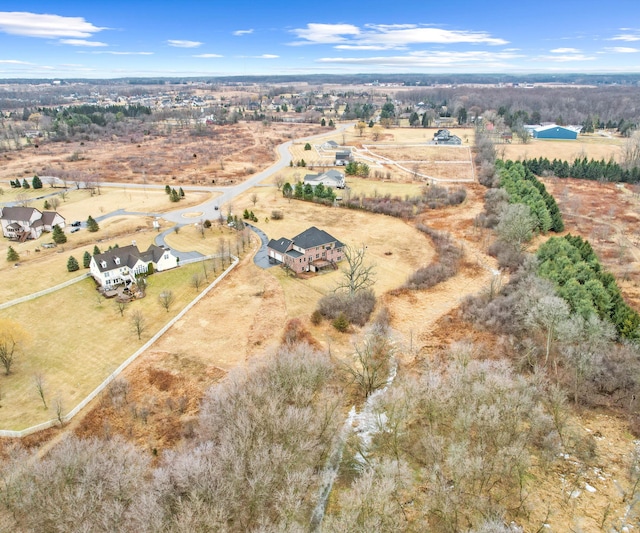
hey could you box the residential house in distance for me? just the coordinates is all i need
[90,243,178,288]
[0,206,65,241]
[335,150,353,166]
[303,169,345,190]
[267,226,344,273]
[433,129,462,145]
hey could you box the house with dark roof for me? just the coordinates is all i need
[335,150,353,166]
[433,129,462,145]
[0,206,65,241]
[89,243,178,288]
[267,226,344,273]
[303,169,345,189]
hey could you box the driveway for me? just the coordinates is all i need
[245,223,275,269]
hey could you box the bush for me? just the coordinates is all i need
[271,210,284,220]
[488,240,526,271]
[332,312,350,332]
[318,289,376,327]
[281,318,319,347]
[310,309,323,325]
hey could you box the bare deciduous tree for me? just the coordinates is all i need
[130,310,146,340]
[191,272,205,291]
[250,192,258,206]
[344,330,394,398]
[158,290,175,313]
[34,373,47,409]
[116,300,128,317]
[0,319,27,375]
[336,244,376,295]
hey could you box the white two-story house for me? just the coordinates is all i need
[90,244,178,288]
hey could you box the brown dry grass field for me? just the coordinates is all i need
[0,121,323,187]
[3,118,640,530]
[500,133,624,162]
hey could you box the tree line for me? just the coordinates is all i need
[521,156,640,183]
[497,160,564,233]
[537,235,640,339]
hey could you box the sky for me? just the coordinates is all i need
[1,1,640,78]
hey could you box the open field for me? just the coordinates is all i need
[0,261,217,430]
[500,134,624,162]
[0,122,323,187]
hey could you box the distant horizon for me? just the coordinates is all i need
[1,2,640,78]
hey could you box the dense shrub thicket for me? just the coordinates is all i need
[537,235,640,339]
[404,224,464,290]
[342,185,466,220]
[498,160,564,233]
[317,288,376,327]
[523,156,640,183]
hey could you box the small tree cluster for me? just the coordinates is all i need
[242,209,258,222]
[345,161,370,177]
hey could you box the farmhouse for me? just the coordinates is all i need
[267,226,344,273]
[532,124,580,140]
[0,206,65,241]
[433,129,462,145]
[90,244,178,288]
[303,169,345,189]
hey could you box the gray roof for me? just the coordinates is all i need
[303,170,344,185]
[93,244,141,273]
[139,244,165,263]
[41,211,64,226]
[291,226,344,250]
[267,237,292,254]
[0,206,40,222]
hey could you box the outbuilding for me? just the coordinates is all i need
[532,125,579,140]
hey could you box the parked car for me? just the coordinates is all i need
[70,227,80,233]
[71,221,81,227]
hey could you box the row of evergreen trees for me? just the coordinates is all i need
[282,181,337,203]
[498,160,564,233]
[522,156,640,183]
[9,176,42,189]
[537,235,640,339]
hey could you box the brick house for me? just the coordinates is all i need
[267,226,344,273]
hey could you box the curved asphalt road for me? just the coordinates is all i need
[56,123,355,263]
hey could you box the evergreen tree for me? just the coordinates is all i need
[282,182,293,198]
[43,200,50,210]
[321,118,326,126]
[86,216,99,232]
[165,184,171,194]
[83,250,91,268]
[304,143,312,151]
[179,187,185,198]
[52,224,67,244]
[32,175,42,189]
[6,246,19,262]
[22,178,30,189]
[294,182,304,198]
[67,256,80,272]
[93,245,101,256]
[169,188,180,202]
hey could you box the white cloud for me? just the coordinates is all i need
[256,54,278,59]
[605,46,639,53]
[0,11,105,38]
[550,47,581,53]
[0,59,31,64]
[533,53,595,62]
[87,51,153,55]
[317,50,522,67]
[194,53,223,58]
[291,23,361,45]
[167,40,203,48]
[610,32,640,42]
[59,39,107,47]
[291,23,507,48]
[233,29,253,36]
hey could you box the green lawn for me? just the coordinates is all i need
[0,262,214,430]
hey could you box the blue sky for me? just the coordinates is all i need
[1,1,640,78]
